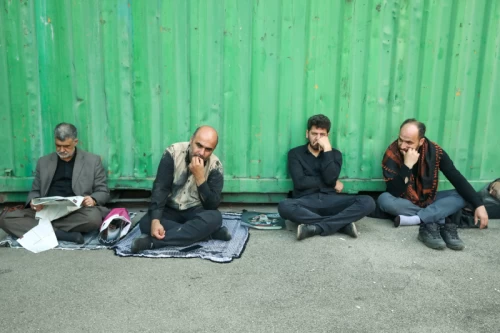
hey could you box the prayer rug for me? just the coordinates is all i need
[114,213,249,263]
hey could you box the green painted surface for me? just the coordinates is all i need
[0,0,499,202]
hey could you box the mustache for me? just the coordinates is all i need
[56,151,74,158]
[309,143,320,151]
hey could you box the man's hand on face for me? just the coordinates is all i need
[189,156,206,185]
[317,136,332,152]
[151,219,165,239]
[30,200,44,212]
[403,148,420,169]
[82,196,96,207]
[334,180,344,193]
[474,205,489,229]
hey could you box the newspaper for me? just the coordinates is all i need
[19,196,84,253]
[32,196,84,222]
[17,219,58,253]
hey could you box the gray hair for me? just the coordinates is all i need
[54,123,78,141]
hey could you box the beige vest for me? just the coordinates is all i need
[165,142,223,210]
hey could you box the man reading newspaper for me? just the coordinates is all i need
[0,123,110,244]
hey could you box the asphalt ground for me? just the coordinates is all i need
[1,204,499,333]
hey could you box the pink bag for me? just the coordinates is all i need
[98,208,132,245]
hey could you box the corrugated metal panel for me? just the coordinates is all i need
[1,0,499,201]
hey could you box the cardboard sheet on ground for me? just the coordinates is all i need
[32,196,84,221]
[17,219,58,253]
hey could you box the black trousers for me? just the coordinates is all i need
[484,200,500,219]
[278,192,376,235]
[138,206,222,247]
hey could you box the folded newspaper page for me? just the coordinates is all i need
[17,219,58,253]
[19,196,84,253]
[32,196,84,222]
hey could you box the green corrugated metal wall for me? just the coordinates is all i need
[0,0,499,202]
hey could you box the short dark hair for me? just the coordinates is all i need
[400,118,426,138]
[54,123,78,140]
[307,114,331,132]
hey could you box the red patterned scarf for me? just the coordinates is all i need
[382,138,443,208]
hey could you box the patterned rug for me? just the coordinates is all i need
[114,213,249,263]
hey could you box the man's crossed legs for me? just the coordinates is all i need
[377,190,466,250]
[278,192,375,240]
[0,207,104,244]
[132,206,231,253]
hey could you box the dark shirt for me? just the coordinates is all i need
[47,149,77,197]
[288,144,343,198]
[149,142,224,220]
[386,149,483,209]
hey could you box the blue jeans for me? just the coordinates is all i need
[377,190,466,224]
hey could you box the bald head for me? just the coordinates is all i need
[190,126,219,161]
[400,118,426,139]
[192,126,218,143]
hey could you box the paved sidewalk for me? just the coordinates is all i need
[1,204,499,333]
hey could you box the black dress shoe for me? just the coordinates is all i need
[297,224,320,241]
[210,226,232,241]
[131,236,154,254]
[339,223,359,238]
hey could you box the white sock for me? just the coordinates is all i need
[398,215,421,226]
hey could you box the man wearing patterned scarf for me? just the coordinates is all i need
[377,119,489,250]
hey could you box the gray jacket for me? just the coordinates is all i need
[26,149,110,206]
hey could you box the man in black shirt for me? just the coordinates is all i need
[378,118,489,250]
[131,126,229,253]
[0,123,110,244]
[278,114,376,241]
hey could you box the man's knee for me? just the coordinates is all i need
[449,190,466,207]
[278,199,294,219]
[64,208,103,233]
[138,212,152,234]
[0,209,37,236]
[0,213,7,230]
[83,208,103,227]
[359,195,376,214]
[377,192,394,211]
[0,217,14,234]
[198,210,222,228]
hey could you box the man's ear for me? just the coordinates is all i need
[418,137,425,147]
[305,130,309,139]
[74,138,79,146]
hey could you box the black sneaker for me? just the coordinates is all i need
[131,236,154,254]
[339,223,359,238]
[440,223,465,251]
[417,222,446,250]
[297,224,319,241]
